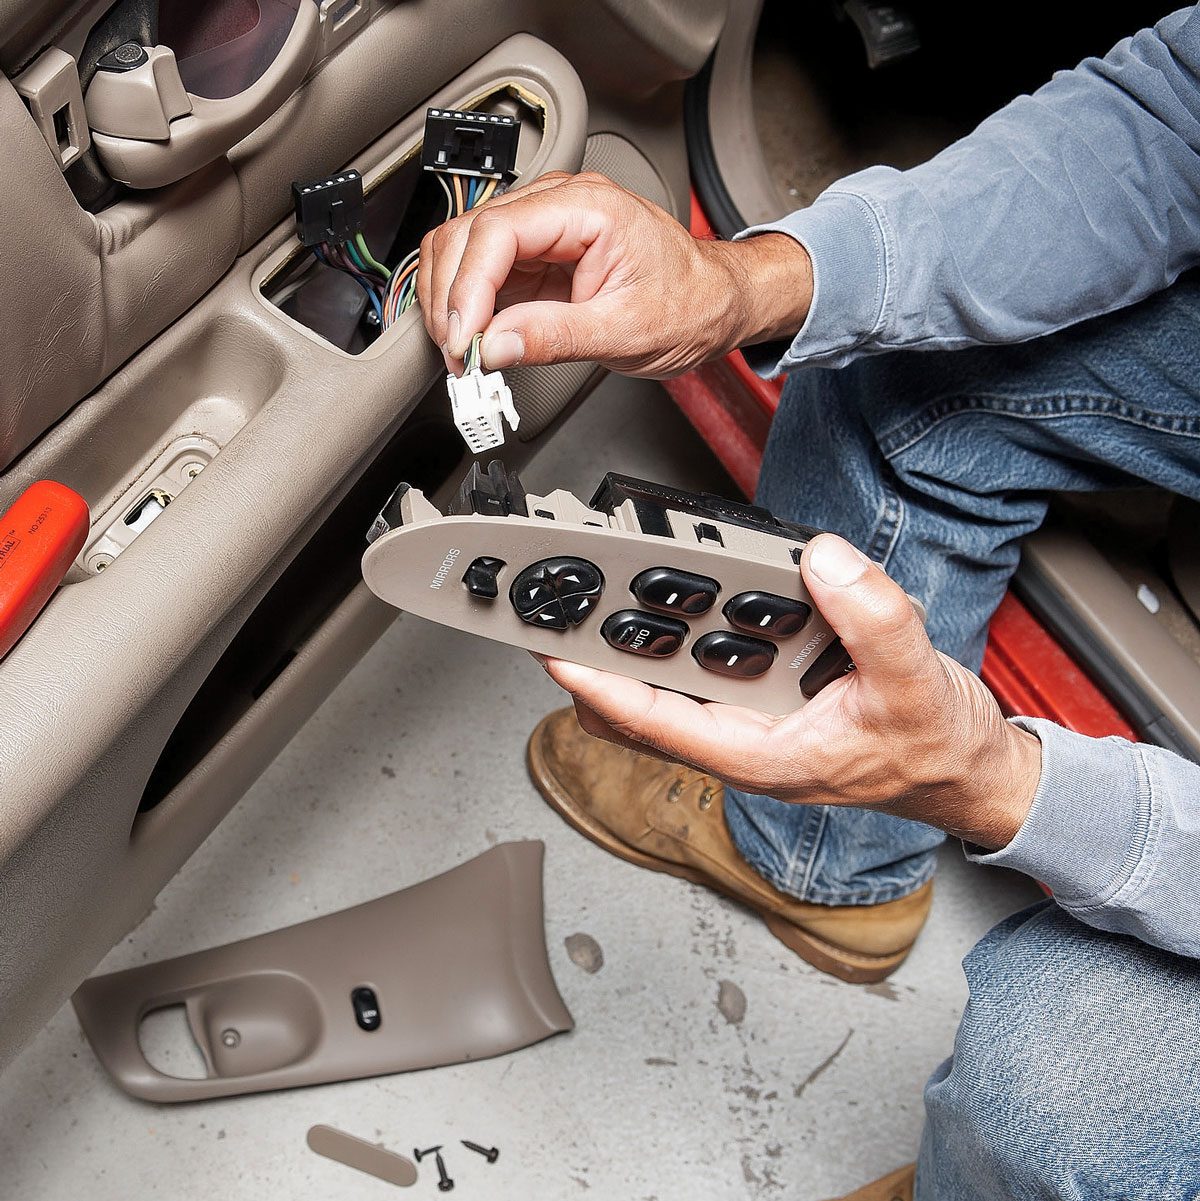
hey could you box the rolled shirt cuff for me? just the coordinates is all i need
[733,186,890,375]
[965,717,1154,912]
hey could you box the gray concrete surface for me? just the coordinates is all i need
[0,377,1040,1200]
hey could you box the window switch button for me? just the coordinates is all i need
[692,631,777,678]
[724,591,811,637]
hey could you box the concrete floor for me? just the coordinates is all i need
[0,378,1040,1200]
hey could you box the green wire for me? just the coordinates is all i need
[466,332,483,372]
[354,232,392,280]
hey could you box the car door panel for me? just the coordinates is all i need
[0,1,728,1070]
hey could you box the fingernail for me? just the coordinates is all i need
[808,536,869,587]
[482,330,524,368]
[447,311,462,355]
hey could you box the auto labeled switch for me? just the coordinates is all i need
[630,567,719,615]
[723,591,810,637]
[692,631,777,678]
[602,610,688,658]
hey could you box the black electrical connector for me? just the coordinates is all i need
[421,108,520,178]
[292,169,366,247]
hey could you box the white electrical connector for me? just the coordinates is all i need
[448,333,520,453]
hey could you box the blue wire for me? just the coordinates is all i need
[467,177,478,207]
[315,243,383,322]
[350,273,384,322]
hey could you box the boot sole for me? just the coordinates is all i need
[527,715,917,985]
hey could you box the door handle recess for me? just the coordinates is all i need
[85,0,320,189]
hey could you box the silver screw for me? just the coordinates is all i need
[90,554,113,574]
[183,462,205,480]
[220,1028,240,1048]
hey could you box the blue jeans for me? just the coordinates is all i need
[917,900,1200,1199]
[721,277,1200,1197]
[725,275,1200,906]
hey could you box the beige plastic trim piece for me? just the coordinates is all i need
[1022,526,1200,758]
[72,842,572,1102]
[85,45,192,141]
[13,45,90,169]
[307,1126,417,1187]
[87,2,321,188]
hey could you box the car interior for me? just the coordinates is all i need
[0,0,1196,1192]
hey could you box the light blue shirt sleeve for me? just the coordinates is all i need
[737,6,1200,372]
[967,718,1200,959]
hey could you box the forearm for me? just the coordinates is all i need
[739,7,1200,372]
[969,719,1200,959]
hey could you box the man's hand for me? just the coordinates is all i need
[417,172,813,377]
[543,534,1043,851]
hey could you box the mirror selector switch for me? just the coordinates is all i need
[724,591,811,637]
[693,631,777,678]
[630,567,719,615]
[462,556,505,599]
[510,557,604,630]
[602,610,688,658]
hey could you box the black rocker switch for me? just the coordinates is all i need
[463,556,506,599]
[351,986,382,1031]
[800,641,856,698]
[692,631,777,678]
[602,610,688,658]
[631,567,720,615]
[723,591,811,638]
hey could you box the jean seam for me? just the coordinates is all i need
[798,852,937,906]
[877,391,1200,460]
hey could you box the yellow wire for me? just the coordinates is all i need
[477,178,498,205]
[452,174,464,213]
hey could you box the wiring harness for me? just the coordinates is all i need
[290,166,498,331]
[292,107,521,454]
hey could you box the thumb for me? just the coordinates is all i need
[480,299,609,369]
[800,534,936,690]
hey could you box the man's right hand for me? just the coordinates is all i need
[416,171,814,378]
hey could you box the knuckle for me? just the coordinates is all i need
[872,591,920,639]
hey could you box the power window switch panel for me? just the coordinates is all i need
[693,631,776,679]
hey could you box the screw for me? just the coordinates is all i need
[183,462,205,480]
[461,1140,499,1164]
[434,1151,455,1192]
[220,1028,240,1048]
[90,554,113,574]
[414,1146,442,1163]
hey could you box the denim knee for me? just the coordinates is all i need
[918,902,1200,1200]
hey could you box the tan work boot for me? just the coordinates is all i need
[823,1165,916,1201]
[527,708,933,983]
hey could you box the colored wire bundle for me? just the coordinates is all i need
[382,173,497,328]
[312,174,499,333]
[313,231,390,324]
[464,331,484,372]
